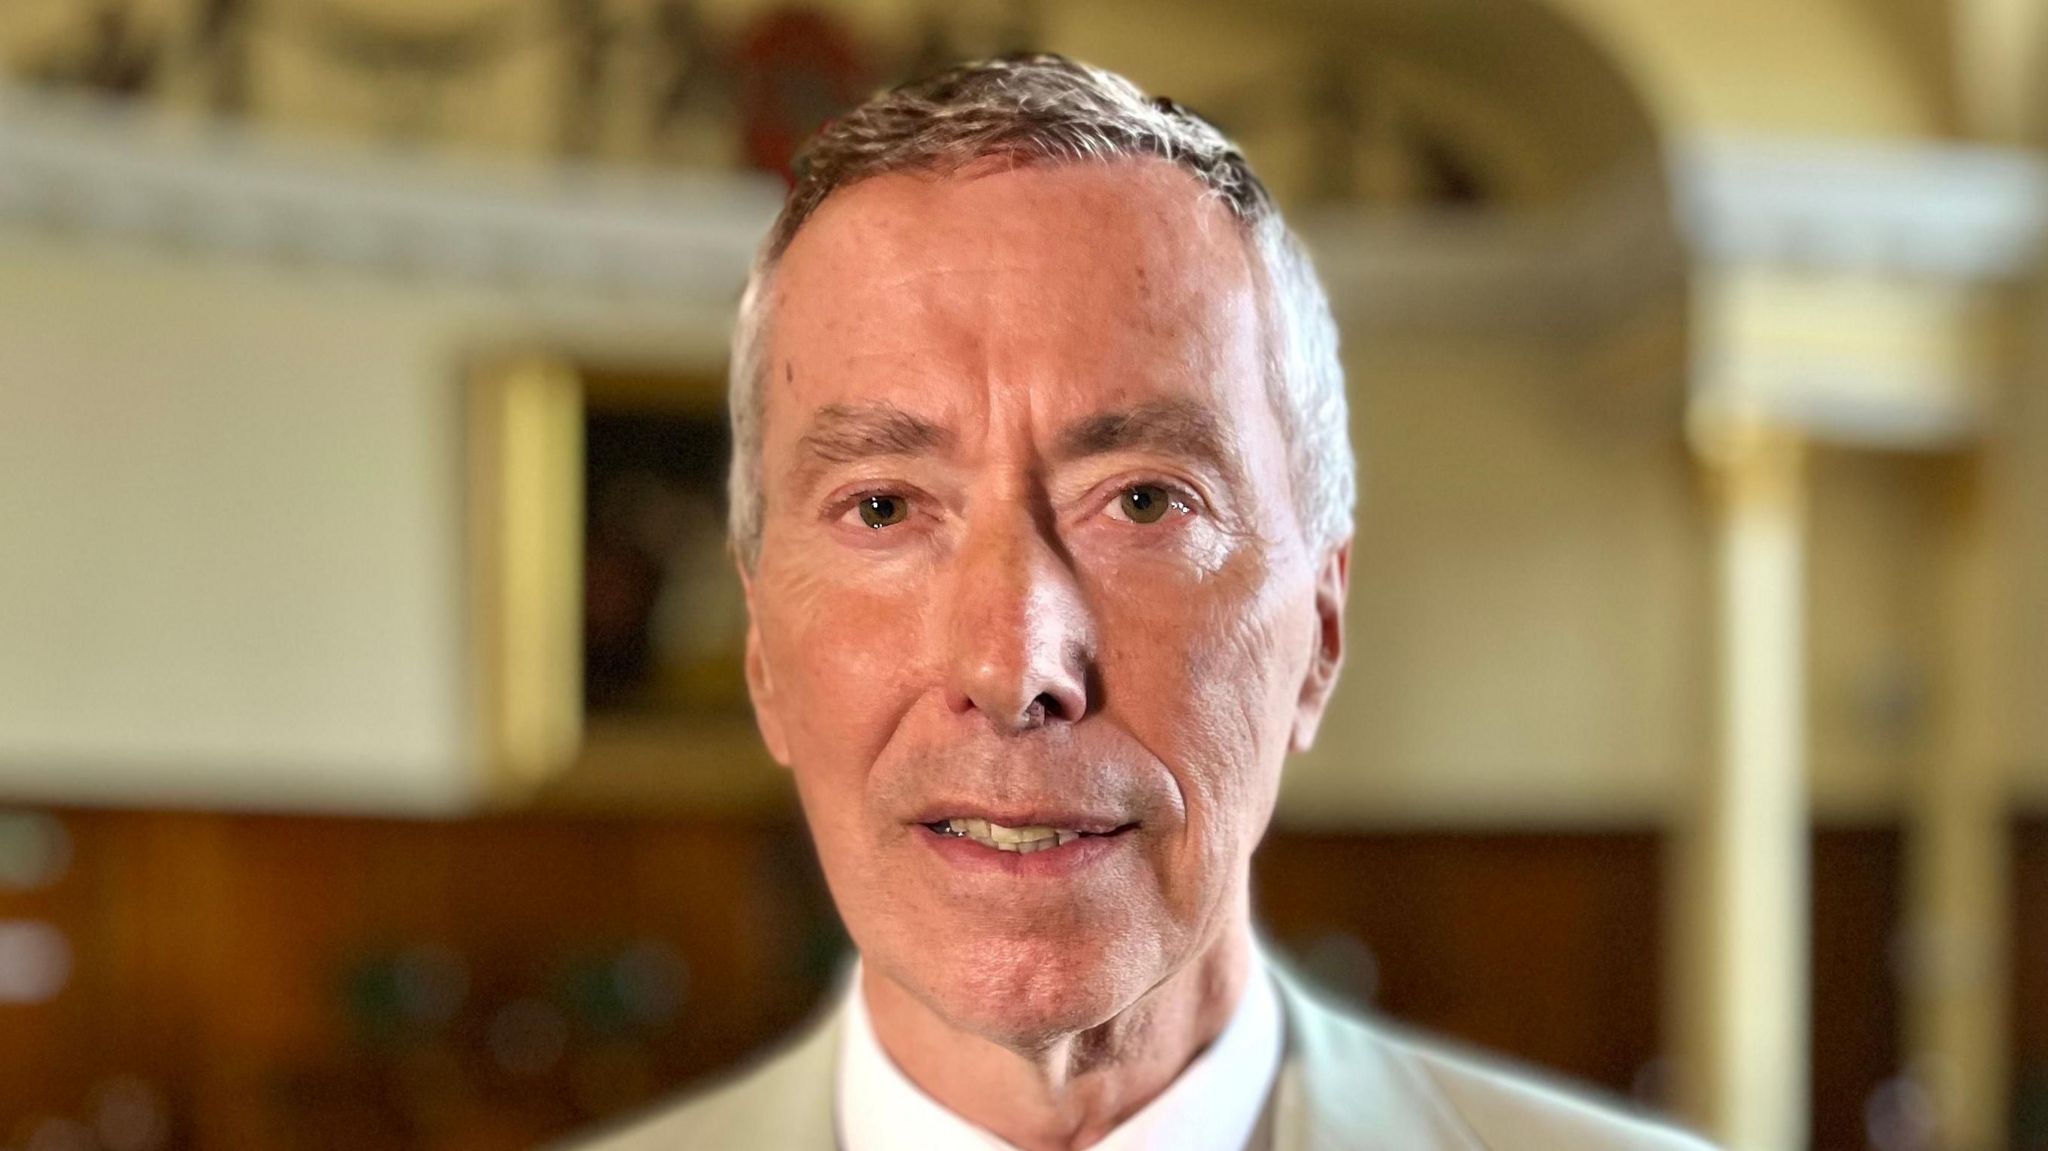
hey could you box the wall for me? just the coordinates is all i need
[1806,448,1959,819]
[3,228,1990,825]
[0,226,733,811]
[1284,330,1712,826]
[1546,0,1948,136]
[2001,285,2048,802]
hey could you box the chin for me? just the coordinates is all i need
[896,927,1165,1049]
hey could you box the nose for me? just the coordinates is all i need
[940,505,1095,731]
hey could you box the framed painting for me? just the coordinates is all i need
[467,354,785,811]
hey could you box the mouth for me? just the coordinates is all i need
[919,817,1137,855]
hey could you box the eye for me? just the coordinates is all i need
[855,493,909,529]
[1115,483,1188,525]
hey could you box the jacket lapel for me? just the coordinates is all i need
[739,999,844,1148]
[1267,963,1487,1151]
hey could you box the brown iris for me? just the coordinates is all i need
[1120,484,1174,524]
[857,494,907,528]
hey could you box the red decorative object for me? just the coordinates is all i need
[735,8,867,183]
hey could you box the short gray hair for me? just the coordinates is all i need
[728,53,1353,566]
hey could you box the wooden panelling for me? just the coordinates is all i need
[0,810,1905,1150]
[1810,827,1903,1151]
[0,810,843,1150]
[1253,831,1664,1098]
[2011,819,2048,1150]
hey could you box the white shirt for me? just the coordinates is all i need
[835,953,1283,1151]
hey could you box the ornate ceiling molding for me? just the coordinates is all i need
[1675,134,2047,450]
[5,81,2043,350]
[1301,157,1683,337]
[1675,133,2048,282]
[0,84,780,303]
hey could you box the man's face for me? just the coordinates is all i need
[743,159,1345,1044]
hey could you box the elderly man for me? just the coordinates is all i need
[575,54,1714,1151]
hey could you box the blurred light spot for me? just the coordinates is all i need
[0,814,70,892]
[393,944,467,1026]
[0,921,71,1004]
[23,1119,91,1151]
[489,999,568,1077]
[342,944,470,1041]
[91,1076,167,1151]
[614,941,686,1027]
[1866,1073,1939,1151]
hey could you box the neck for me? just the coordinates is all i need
[860,909,1257,1151]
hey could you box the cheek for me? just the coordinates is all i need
[759,564,934,791]
[1093,548,1305,854]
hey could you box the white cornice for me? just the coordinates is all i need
[0,85,781,303]
[1299,158,1685,337]
[5,83,2044,334]
[1310,134,2048,338]
[1672,134,2046,450]
[0,81,1687,337]
[1674,133,2048,281]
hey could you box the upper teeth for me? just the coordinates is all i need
[940,818,1082,853]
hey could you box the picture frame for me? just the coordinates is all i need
[465,353,787,812]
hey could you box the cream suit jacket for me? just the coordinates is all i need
[565,965,1718,1151]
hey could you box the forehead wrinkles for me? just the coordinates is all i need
[764,163,1266,467]
[788,161,1251,311]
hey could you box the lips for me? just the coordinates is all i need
[909,804,1129,834]
[921,817,1134,853]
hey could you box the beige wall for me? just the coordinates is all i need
[0,225,1733,823]
[1281,325,2014,829]
[1282,328,1714,827]
[2002,286,2048,800]
[0,226,730,811]
[1547,0,1946,136]
[4,227,2015,823]
[1805,449,1957,819]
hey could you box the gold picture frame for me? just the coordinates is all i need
[466,353,789,813]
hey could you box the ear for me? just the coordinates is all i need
[737,561,793,768]
[1290,539,1350,753]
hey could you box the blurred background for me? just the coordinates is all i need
[1,0,2045,1148]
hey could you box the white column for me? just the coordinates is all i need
[1680,413,1811,1151]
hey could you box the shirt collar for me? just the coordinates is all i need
[835,948,1283,1151]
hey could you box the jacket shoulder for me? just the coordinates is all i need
[1274,968,1715,1151]
[1382,1027,1718,1151]
[552,1009,841,1151]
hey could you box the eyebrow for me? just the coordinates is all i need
[788,397,1246,494]
[793,402,955,490]
[1054,399,1247,490]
